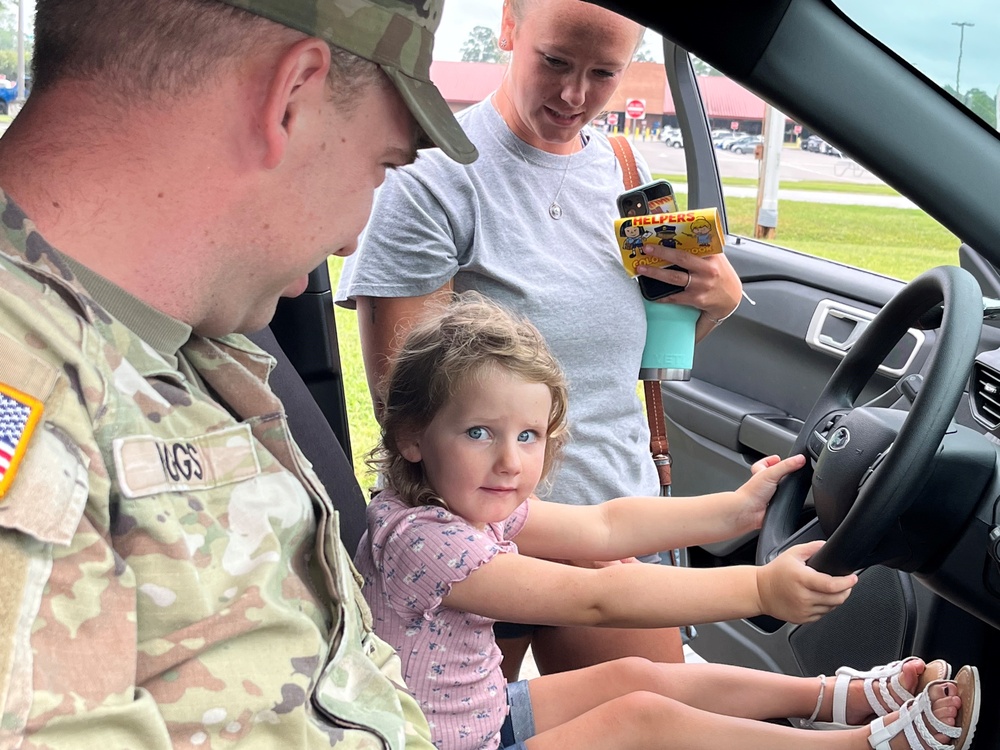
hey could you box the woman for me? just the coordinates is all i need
[337,0,743,679]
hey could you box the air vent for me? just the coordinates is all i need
[971,357,1000,432]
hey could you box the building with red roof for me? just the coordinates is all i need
[429,60,792,135]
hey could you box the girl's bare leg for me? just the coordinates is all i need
[522,681,961,750]
[530,624,683,675]
[526,656,926,731]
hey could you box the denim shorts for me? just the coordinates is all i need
[499,680,535,750]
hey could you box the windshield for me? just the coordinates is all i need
[834,0,997,128]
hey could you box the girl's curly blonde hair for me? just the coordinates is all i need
[370,292,569,508]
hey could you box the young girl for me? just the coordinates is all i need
[354,294,979,750]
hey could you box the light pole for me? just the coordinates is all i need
[995,82,1000,132]
[952,21,974,100]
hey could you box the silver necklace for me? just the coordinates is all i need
[491,95,579,220]
[508,136,575,220]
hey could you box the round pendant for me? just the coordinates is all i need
[548,202,563,220]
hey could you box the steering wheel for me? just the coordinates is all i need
[756,266,983,576]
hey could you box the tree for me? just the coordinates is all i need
[0,49,22,79]
[691,55,722,77]
[942,84,997,128]
[460,25,508,64]
[962,87,996,128]
[632,39,654,63]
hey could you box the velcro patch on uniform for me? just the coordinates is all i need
[113,423,263,499]
[0,383,44,499]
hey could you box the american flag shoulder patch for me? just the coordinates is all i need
[0,381,44,498]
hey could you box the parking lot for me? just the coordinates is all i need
[633,137,888,187]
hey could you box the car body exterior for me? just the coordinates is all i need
[729,135,763,154]
[662,130,684,148]
[713,132,745,149]
[0,79,24,115]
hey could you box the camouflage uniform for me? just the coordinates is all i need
[0,193,435,749]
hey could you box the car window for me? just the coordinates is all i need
[671,71,962,283]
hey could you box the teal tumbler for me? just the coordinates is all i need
[639,298,699,381]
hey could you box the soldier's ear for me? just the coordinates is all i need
[259,37,332,170]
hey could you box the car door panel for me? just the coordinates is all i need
[658,49,1000,677]
[664,235,930,486]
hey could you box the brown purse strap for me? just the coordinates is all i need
[609,134,641,190]
[610,134,672,488]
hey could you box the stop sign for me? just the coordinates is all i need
[625,98,645,119]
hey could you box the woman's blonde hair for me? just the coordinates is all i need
[506,0,646,51]
[372,292,569,508]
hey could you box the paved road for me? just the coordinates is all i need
[631,138,918,208]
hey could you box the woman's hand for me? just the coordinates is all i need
[635,244,742,323]
[733,453,807,534]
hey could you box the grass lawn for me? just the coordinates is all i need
[330,197,960,486]
[654,172,902,197]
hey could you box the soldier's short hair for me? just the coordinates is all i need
[32,0,381,106]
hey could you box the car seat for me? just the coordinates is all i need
[247,324,368,556]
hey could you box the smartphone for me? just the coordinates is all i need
[617,180,686,300]
[616,179,678,217]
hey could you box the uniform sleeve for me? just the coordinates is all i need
[344,154,472,303]
[0,334,165,748]
[379,507,509,620]
[365,632,437,750]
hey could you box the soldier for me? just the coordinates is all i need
[0,1,475,747]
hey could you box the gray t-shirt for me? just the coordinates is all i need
[338,98,659,505]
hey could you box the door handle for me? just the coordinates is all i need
[817,312,869,352]
[806,300,925,378]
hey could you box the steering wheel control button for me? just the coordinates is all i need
[813,408,901,534]
[858,446,891,489]
[989,527,1000,565]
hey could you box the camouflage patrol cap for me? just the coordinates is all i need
[217,0,477,164]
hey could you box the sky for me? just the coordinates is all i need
[434,1,995,96]
[434,1,665,63]
[844,0,998,95]
[9,1,996,97]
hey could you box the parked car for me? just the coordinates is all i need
[0,77,27,116]
[662,130,684,148]
[803,133,843,156]
[823,141,844,157]
[729,135,763,154]
[712,131,745,149]
[264,0,1000,745]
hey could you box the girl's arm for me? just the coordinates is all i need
[443,539,855,628]
[513,454,805,562]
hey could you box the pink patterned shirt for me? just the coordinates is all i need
[354,491,530,750]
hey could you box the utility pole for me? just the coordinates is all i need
[754,104,785,240]
[952,21,974,99]
[14,0,26,110]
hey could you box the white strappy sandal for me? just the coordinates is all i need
[867,667,979,750]
[799,656,952,730]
